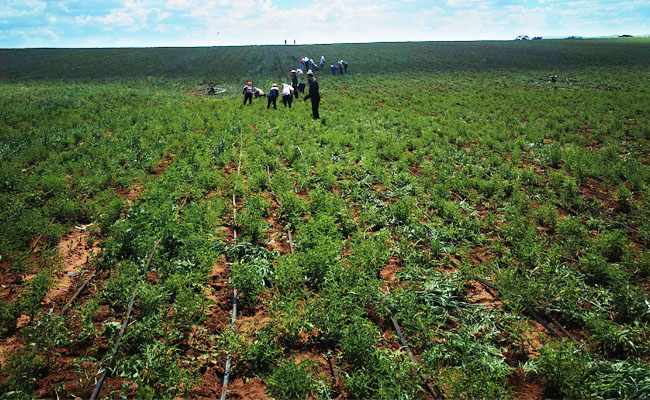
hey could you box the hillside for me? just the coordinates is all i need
[2,38,650,82]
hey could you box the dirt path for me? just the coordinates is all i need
[44,225,101,308]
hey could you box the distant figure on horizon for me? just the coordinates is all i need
[285,39,287,45]
[242,81,253,105]
[268,83,279,109]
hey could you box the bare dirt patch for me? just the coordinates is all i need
[225,376,268,400]
[151,152,177,176]
[465,280,503,310]
[265,215,291,255]
[509,366,545,400]
[0,260,21,305]
[380,256,402,283]
[44,225,100,308]
[0,334,23,366]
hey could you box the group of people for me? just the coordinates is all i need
[330,59,348,75]
[241,69,320,119]
[241,55,349,119]
[299,56,348,76]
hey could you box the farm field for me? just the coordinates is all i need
[1,39,650,399]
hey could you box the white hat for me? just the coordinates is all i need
[307,69,313,75]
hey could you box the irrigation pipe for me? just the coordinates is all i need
[89,193,187,399]
[29,217,56,254]
[220,289,238,400]
[60,272,96,315]
[390,315,444,399]
[447,258,567,340]
[89,234,163,400]
[221,127,244,400]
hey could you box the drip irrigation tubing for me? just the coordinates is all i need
[57,145,189,317]
[28,217,56,254]
[221,127,243,400]
[88,193,187,399]
[220,289,238,400]
[89,236,163,400]
[60,272,96,315]
[390,315,444,399]
[449,257,569,341]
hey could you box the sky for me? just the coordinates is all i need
[1,0,649,48]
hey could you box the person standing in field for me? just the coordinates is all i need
[341,60,348,73]
[320,56,325,71]
[303,70,320,119]
[242,81,253,105]
[338,60,345,74]
[267,83,279,109]
[281,83,294,108]
[291,70,299,99]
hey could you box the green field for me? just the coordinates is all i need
[1,39,650,399]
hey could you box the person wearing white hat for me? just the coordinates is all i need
[281,83,294,108]
[291,70,299,99]
[303,70,320,119]
[268,83,279,109]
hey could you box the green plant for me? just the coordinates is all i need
[533,341,590,399]
[266,358,320,400]
[243,327,282,374]
[229,257,273,302]
[0,343,46,399]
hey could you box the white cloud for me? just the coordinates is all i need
[0,0,47,18]
[2,0,649,47]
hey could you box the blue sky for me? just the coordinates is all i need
[1,0,649,48]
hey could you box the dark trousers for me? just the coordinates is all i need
[282,95,293,108]
[310,97,320,119]
[267,97,277,109]
[292,84,298,98]
[243,93,252,105]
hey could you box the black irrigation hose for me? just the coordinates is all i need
[88,192,187,399]
[390,315,444,400]
[221,128,243,400]
[448,258,569,341]
[220,289,238,400]
[60,272,96,315]
[89,236,162,400]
